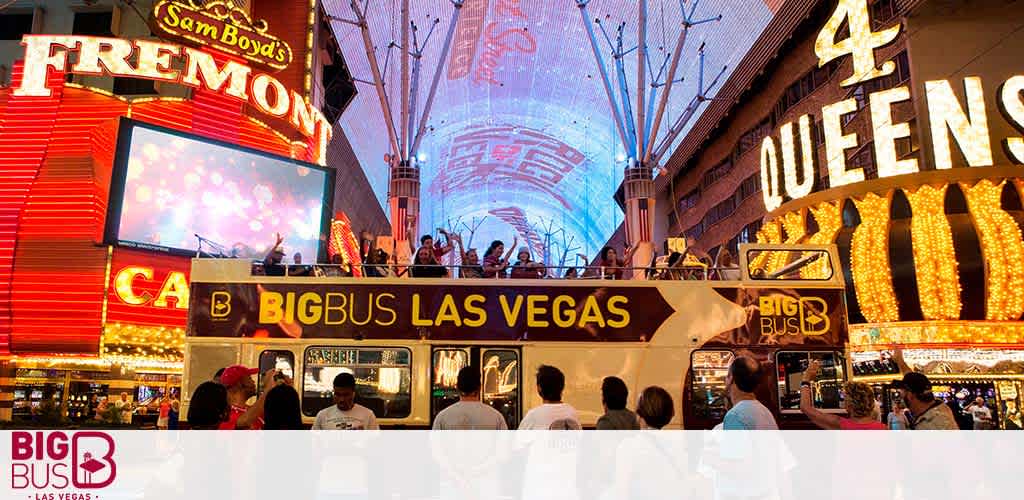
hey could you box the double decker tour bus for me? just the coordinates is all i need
[182,244,849,429]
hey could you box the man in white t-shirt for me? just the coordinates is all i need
[433,366,508,430]
[518,365,580,430]
[722,356,778,430]
[966,397,993,430]
[311,372,378,430]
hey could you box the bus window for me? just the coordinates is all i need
[258,350,295,380]
[777,351,846,413]
[431,349,470,421]
[301,347,412,419]
[746,248,833,280]
[691,350,734,421]
[481,349,519,429]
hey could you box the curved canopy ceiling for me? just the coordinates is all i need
[324,0,781,262]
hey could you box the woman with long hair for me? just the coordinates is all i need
[410,245,448,278]
[263,384,304,430]
[481,237,518,278]
[584,244,637,280]
[187,381,229,430]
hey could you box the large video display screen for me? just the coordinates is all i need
[106,120,333,260]
[330,0,778,262]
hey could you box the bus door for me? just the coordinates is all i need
[430,346,522,429]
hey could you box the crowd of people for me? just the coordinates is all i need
[258,230,741,281]
[185,356,966,431]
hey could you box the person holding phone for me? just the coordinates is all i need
[800,361,886,430]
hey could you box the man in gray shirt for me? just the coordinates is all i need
[433,366,508,430]
[596,376,639,430]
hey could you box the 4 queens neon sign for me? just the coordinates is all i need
[759,0,1024,211]
[12,35,331,165]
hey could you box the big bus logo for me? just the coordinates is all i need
[758,295,830,337]
[10,431,117,491]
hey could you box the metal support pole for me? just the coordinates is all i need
[651,61,728,164]
[575,0,630,150]
[350,0,401,160]
[400,0,411,159]
[636,0,647,161]
[408,24,422,161]
[614,26,638,155]
[411,0,464,157]
[644,22,688,164]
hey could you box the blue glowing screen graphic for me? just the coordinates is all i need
[328,0,777,264]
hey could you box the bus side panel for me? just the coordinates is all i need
[520,345,690,428]
[181,340,243,420]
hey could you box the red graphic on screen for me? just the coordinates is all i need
[489,206,545,258]
[449,0,490,80]
[431,126,585,209]
[473,21,537,86]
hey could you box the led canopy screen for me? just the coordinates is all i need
[106,120,333,260]
[328,0,778,262]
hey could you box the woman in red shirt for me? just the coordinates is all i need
[800,361,886,430]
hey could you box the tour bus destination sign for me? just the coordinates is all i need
[188,282,677,342]
[152,0,293,71]
[759,0,1024,211]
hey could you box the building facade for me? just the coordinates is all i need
[655,0,1024,428]
[0,0,383,423]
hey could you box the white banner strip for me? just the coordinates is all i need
[3,430,1021,500]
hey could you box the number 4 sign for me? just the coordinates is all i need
[814,0,902,87]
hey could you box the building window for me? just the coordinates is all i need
[72,11,113,36]
[701,159,733,190]
[871,0,898,27]
[685,223,704,241]
[848,142,877,178]
[703,197,736,230]
[773,61,839,122]
[736,118,772,158]
[739,173,761,201]
[678,188,701,212]
[0,13,34,40]
[896,118,920,159]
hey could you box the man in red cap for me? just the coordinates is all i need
[219,365,275,430]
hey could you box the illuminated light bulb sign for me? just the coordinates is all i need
[759,0,1024,211]
[12,35,331,165]
[114,266,190,310]
[152,0,293,71]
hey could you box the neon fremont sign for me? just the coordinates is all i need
[13,35,331,164]
[152,0,293,71]
[759,0,1024,211]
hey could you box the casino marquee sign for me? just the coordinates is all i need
[152,0,293,71]
[759,0,1024,212]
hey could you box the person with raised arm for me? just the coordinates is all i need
[452,233,484,279]
[481,237,518,278]
[800,360,886,430]
[263,233,287,276]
